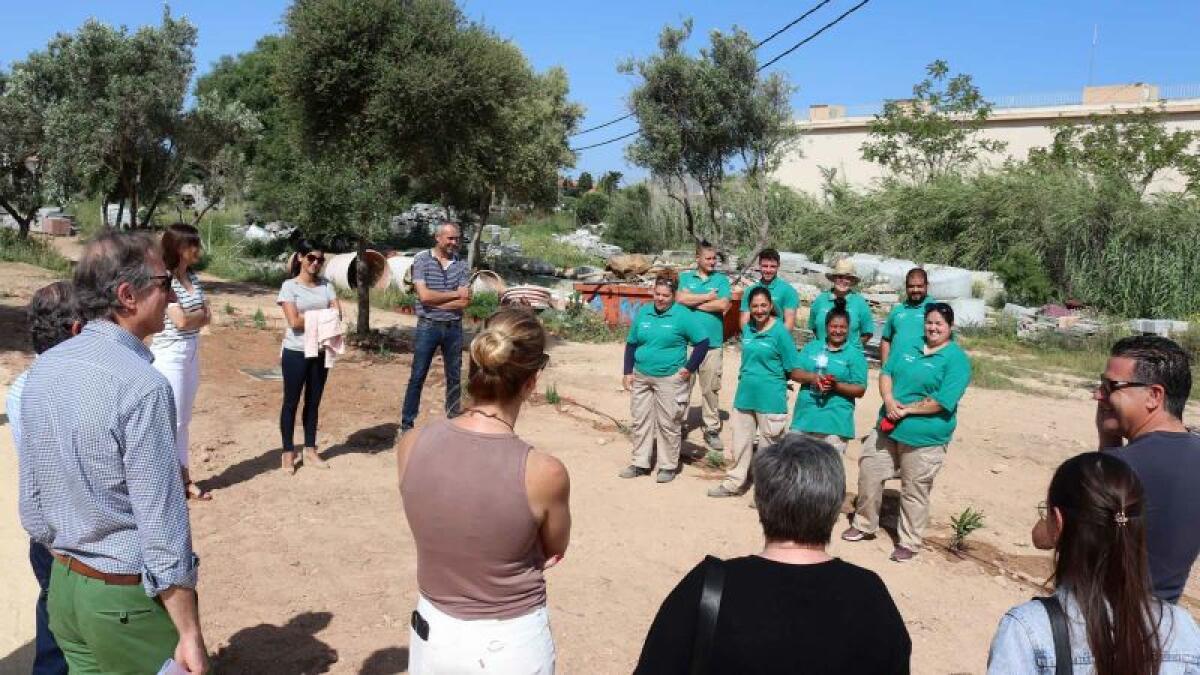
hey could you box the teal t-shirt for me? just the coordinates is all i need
[733,319,802,414]
[882,296,937,365]
[879,340,972,447]
[677,270,732,347]
[790,340,869,439]
[808,291,874,343]
[627,302,706,377]
[739,277,800,319]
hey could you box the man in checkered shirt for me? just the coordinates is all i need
[17,231,210,674]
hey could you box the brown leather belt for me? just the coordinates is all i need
[52,553,142,586]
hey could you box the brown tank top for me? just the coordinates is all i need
[400,419,547,620]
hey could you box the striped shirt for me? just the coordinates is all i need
[152,270,205,343]
[18,320,198,596]
[412,249,469,321]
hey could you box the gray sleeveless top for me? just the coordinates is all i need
[401,419,547,620]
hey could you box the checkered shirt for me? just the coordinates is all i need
[18,320,198,596]
[7,368,28,449]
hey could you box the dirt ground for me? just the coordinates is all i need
[1,255,1197,674]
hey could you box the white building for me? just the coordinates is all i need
[776,83,1200,195]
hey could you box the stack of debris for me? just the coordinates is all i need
[390,204,458,237]
[552,227,623,259]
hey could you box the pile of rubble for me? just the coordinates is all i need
[552,227,623,259]
[389,203,458,238]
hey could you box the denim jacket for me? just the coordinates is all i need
[987,589,1200,674]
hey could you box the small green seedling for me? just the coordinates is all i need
[704,450,726,469]
[950,506,986,552]
[545,383,561,405]
[224,302,237,315]
[252,308,267,330]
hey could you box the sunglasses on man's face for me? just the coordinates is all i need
[305,254,326,264]
[1096,376,1150,398]
[147,274,172,292]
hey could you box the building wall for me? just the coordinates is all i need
[775,97,1200,195]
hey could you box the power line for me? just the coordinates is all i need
[572,113,635,137]
[571,0,835,138]
[756,0,872,72]
[570,0,874,153]
[753,0,835,49]
[569,129,641,152]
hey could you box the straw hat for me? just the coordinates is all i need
[825,258,861,283]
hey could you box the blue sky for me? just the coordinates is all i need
[3,1,1198,181]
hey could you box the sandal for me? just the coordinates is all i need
[185,481,213,501]
[304,448,330,469]
[281,451,298,475]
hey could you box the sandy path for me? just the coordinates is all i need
[1,261,1197,674]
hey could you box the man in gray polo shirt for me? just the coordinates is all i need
[401,222,471,431]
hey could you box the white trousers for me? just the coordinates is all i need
[409,596,555,674]
[150,336,200,467]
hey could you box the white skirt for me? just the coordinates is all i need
[408,595,556,674]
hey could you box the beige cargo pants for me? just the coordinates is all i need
[630,372,690,472]
[851,430,948,551]
[686,347,724,435]
[721,408,789,493]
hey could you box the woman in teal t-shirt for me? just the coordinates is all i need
[843,302,972,563]
[789,298,868,454]
[708,286,800,498]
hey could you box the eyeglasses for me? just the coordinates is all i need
[1037,501,1049,521]
[1096,376,1150,398]
[147,274,172,291]
[305,254,326,264]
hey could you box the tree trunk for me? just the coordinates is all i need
[355,236,371,338]
[741,177,773,275]
[466,190,492,271]
[101,198,110,229]
[130,181,140,229]
[115,200,126,231]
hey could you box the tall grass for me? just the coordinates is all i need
[0,230,72,275]
[500,212,602,269]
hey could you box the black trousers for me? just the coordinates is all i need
[280,348,329,453]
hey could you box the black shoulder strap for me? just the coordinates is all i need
[690,556,726,675]
[1034,596,1073,675]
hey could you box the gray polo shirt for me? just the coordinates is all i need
[412,249,469,321]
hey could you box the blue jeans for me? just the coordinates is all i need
[29,540,68,674]
[402,319,463,429]
[280,348,330,453]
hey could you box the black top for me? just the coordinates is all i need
[635,556,911,675]
[1106,431,1200,603]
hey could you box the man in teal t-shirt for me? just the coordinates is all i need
[880,267,935,366]
[676,242,732,451]
[808,258,874,346]
[739,248,800,330]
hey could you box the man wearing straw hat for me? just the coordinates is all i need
[809,258,874,347]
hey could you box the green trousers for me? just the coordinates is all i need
[48,558,179,674]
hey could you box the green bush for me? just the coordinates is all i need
[993,244,1053,306]
[465,291,500,320]
[541,294,626,342]
[575,192,610,225]
[0,230,72,275]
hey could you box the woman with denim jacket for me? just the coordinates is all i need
[987,453,1200,674]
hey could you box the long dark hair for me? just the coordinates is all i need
[1048,453,1162,675]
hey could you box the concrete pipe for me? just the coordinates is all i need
[325,250,390,291]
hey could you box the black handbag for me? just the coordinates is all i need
[689,556,726,675]
[1034,595,1073,675]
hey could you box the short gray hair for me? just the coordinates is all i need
[752,434,845,545]
[73,230,160,321]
